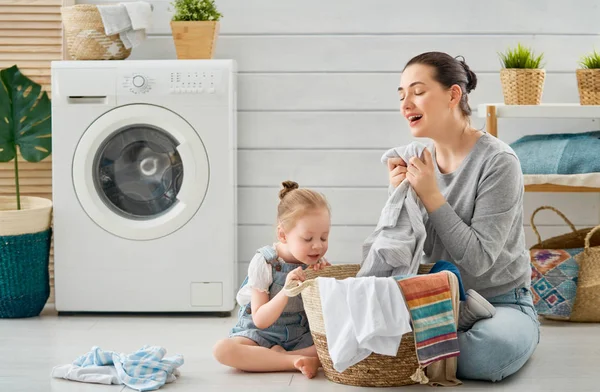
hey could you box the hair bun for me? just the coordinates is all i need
[279,180,299,200]
[456,56,478,93]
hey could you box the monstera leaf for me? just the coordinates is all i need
[0,65,52,209]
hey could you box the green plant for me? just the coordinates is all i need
[579,50,600,69]
[498,43,545,69]
[0,65,51,210]
[171,0,222,21]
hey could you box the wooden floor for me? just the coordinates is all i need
[1,305,598,391]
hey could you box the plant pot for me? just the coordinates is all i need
[0,196,53,318]
[170,21,219,59]
[500,68,546,105]
[576,69,600,105]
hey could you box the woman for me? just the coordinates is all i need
[389,52,540,382]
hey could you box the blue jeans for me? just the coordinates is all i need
[456,286,540,382]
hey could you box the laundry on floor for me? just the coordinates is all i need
[97,1,153,49]
[358,141,429,278]
[51,345,184,391]
[317,275,413,373]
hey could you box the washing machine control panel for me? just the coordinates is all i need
[118,69,223,96]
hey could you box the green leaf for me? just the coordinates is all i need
[579,49,600,69]
[0,65,52,163]
[498,43,545,69]
[171,0,222,21]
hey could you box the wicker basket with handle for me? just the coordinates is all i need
[283,263,434,387]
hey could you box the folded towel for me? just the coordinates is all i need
[97,1,152,49]
[51,346,183,391]
[396,272,460,384]
[318,276,412,373]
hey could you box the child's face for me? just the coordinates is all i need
[282,208,330,265]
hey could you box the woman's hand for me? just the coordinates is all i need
[388,157,408,188]
[406,148,445,212]
[285,266,306,287]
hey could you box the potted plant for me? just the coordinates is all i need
[498,43,546,105]
[170,0,223,59]
[576,49,600,105]
[0,65,53,318]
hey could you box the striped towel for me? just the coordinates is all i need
[396,272,460,370]
[52,346,183,391]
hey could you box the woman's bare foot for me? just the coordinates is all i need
[270,345,286,353]
[294,357,320,379]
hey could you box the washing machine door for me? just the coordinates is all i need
[73,104,209,240]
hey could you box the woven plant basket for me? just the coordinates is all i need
[170,21,220,59]
[284,263,433,387]
[61,4,131,60]
[530,206,600,322]
[576,69,600,105]
[0,196,53,318]
[500,68,546,105]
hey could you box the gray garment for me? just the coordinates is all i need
[423,132,531,299]
[358,142,428,278]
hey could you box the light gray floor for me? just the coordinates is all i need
[1,305,598,392]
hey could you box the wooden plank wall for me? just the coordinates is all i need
[0,0,72,303]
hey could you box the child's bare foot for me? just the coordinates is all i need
[294,357,320,379]
[270,345,286,353]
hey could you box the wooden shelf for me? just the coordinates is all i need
[480,103,600,193]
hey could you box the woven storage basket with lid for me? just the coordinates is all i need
[61,4,131,60]
[284,263,435,387]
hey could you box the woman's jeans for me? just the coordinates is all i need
[456,286,541,382]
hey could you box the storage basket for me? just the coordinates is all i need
[500,68,546,105]
[61,4,131,60]
[0,196,53,318]
[284,263,433,387]
[576,69,600,105]
[529,206,600,322]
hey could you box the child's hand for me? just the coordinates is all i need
[310,257,331,271]
[285,266,306,287]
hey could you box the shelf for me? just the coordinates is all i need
[477,103,600,119]
[480,103,600,193]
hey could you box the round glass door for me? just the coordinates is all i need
[94,125,184,219]
[73,104,209,241]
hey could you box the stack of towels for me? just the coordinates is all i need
[97,1,153,49]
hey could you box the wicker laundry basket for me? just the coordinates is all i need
[285,263,433,387]
[529,206,600,322]
[61,4,131,60]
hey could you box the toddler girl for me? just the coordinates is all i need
[213,181,331,379]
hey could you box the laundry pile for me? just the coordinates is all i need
[51,345,184,391]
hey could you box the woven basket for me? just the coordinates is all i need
[284,264,433,387]
[61,4,131,60]
[500,68,546,105]
[529,206,600,322]
[0,196,53,318]
[576,69,600,105]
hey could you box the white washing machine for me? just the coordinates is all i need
[51,60,237,314]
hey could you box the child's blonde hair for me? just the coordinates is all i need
[277,180,330,231]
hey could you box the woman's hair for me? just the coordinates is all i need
[404,52,478,117]
[277,180,330,231]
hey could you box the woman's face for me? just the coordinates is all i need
[398,64,457,139]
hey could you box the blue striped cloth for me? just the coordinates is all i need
[72,346,184,391]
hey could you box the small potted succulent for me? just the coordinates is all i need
[498,43,546,105]
[576,49,600,105]
[0,65,53,318]
[170,0,223,59]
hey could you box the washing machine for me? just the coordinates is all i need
[51,60,237,314]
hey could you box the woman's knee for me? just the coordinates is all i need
[457,307,539,382]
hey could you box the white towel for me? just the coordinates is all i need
[97,2,152,49]
[318,276,412,373]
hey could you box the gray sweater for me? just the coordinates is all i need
[423,132,531,299]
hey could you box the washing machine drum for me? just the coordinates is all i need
[73,104,209,240]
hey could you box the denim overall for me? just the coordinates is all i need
[229,245,314,351]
